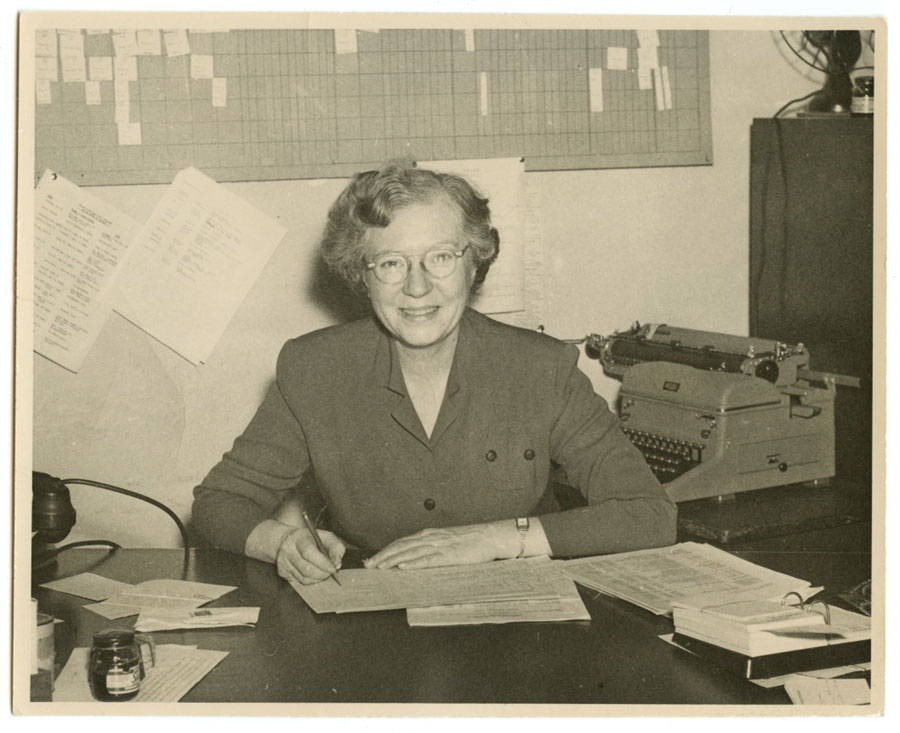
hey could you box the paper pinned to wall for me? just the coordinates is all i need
[88,55,113,81]
[35,29,58,57]
[637,30,660,94]
[606,47,628,70]
[60,54,86,83]
[35,56,58,82]
[589,68,604,112]
[112,167,287,364]
[57,29,85,57]
[334,29,358,54]
[111,28,138,57]
[136,29,162,56]
[518,175,545,329]
[35,80,52,104]
[424,157,527,315]
[33,170,142,372]
[163,29,191,57]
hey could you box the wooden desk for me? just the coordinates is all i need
[31,529,870,706]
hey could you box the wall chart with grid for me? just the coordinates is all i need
[33,27,712,186]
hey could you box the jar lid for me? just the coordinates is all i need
[92,628,135,649]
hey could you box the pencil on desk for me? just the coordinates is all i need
[301,510,342,586]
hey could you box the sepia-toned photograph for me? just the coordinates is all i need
[11,6,886,718]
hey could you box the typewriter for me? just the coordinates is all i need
[585,323,858,502]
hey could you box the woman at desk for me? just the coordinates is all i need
[192,161,676,585]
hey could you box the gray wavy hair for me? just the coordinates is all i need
[321,160,500,295]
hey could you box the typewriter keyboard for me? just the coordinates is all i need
[622,428,703,483]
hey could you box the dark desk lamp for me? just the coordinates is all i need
[32,471,190,569]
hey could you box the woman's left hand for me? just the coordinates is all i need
[364,521,517,570]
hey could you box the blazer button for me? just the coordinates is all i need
[423,498,436,510]
[524,448,535,460]
[485,450,497,462]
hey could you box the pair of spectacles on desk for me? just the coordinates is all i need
[365,244,471,284]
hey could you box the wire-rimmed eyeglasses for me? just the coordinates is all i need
[365,245,471,285]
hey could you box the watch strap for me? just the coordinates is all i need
[515,517,530,558]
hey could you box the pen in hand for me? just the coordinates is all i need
[301,510,342,587]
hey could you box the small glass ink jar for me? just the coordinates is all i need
[88,628,154,702]
[851,75,875,115]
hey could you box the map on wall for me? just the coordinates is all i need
[34,27,712,186]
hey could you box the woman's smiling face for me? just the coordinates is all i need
[363,197,474,353]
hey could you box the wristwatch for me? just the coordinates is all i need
[515,517,530,558]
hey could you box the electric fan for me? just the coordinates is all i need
[776,30,869,115]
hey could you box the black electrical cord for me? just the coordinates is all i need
[61,478,190,549]
[33,539,121,568]
[773,88,822,119]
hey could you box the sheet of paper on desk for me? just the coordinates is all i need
[112,166,286,364]
[291,557,561,614]
[53,644,228,702]
[750,663,871,689]
[135,606,260,632]
[40,572,136,601]
[563,542,814,615]
[83,578,237,618]
[406,576,590,626]
[784,676,870,705]
[33,170,142,372]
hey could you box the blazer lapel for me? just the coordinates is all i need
[378,309,481,449]
[429,312,479,446]
[384,339,432,449]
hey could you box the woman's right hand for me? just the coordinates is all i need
[275,526,346,585]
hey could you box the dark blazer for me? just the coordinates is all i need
[193,309,676,556]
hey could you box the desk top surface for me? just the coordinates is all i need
[31,529,871,707]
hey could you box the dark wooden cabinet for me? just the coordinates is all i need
[749,117,874,487]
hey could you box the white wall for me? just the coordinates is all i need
[30,31,828,548]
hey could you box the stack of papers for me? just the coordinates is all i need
[291,557,591,625]
[135,606,260,632]
[53,644,228,702]
[672,599,831,656]
[674,602,871,658]
[562,542,819,615]
[407,575,590,626]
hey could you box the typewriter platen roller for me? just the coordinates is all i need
[585,323,858,503]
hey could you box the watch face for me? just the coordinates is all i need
[516,517,530,531]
